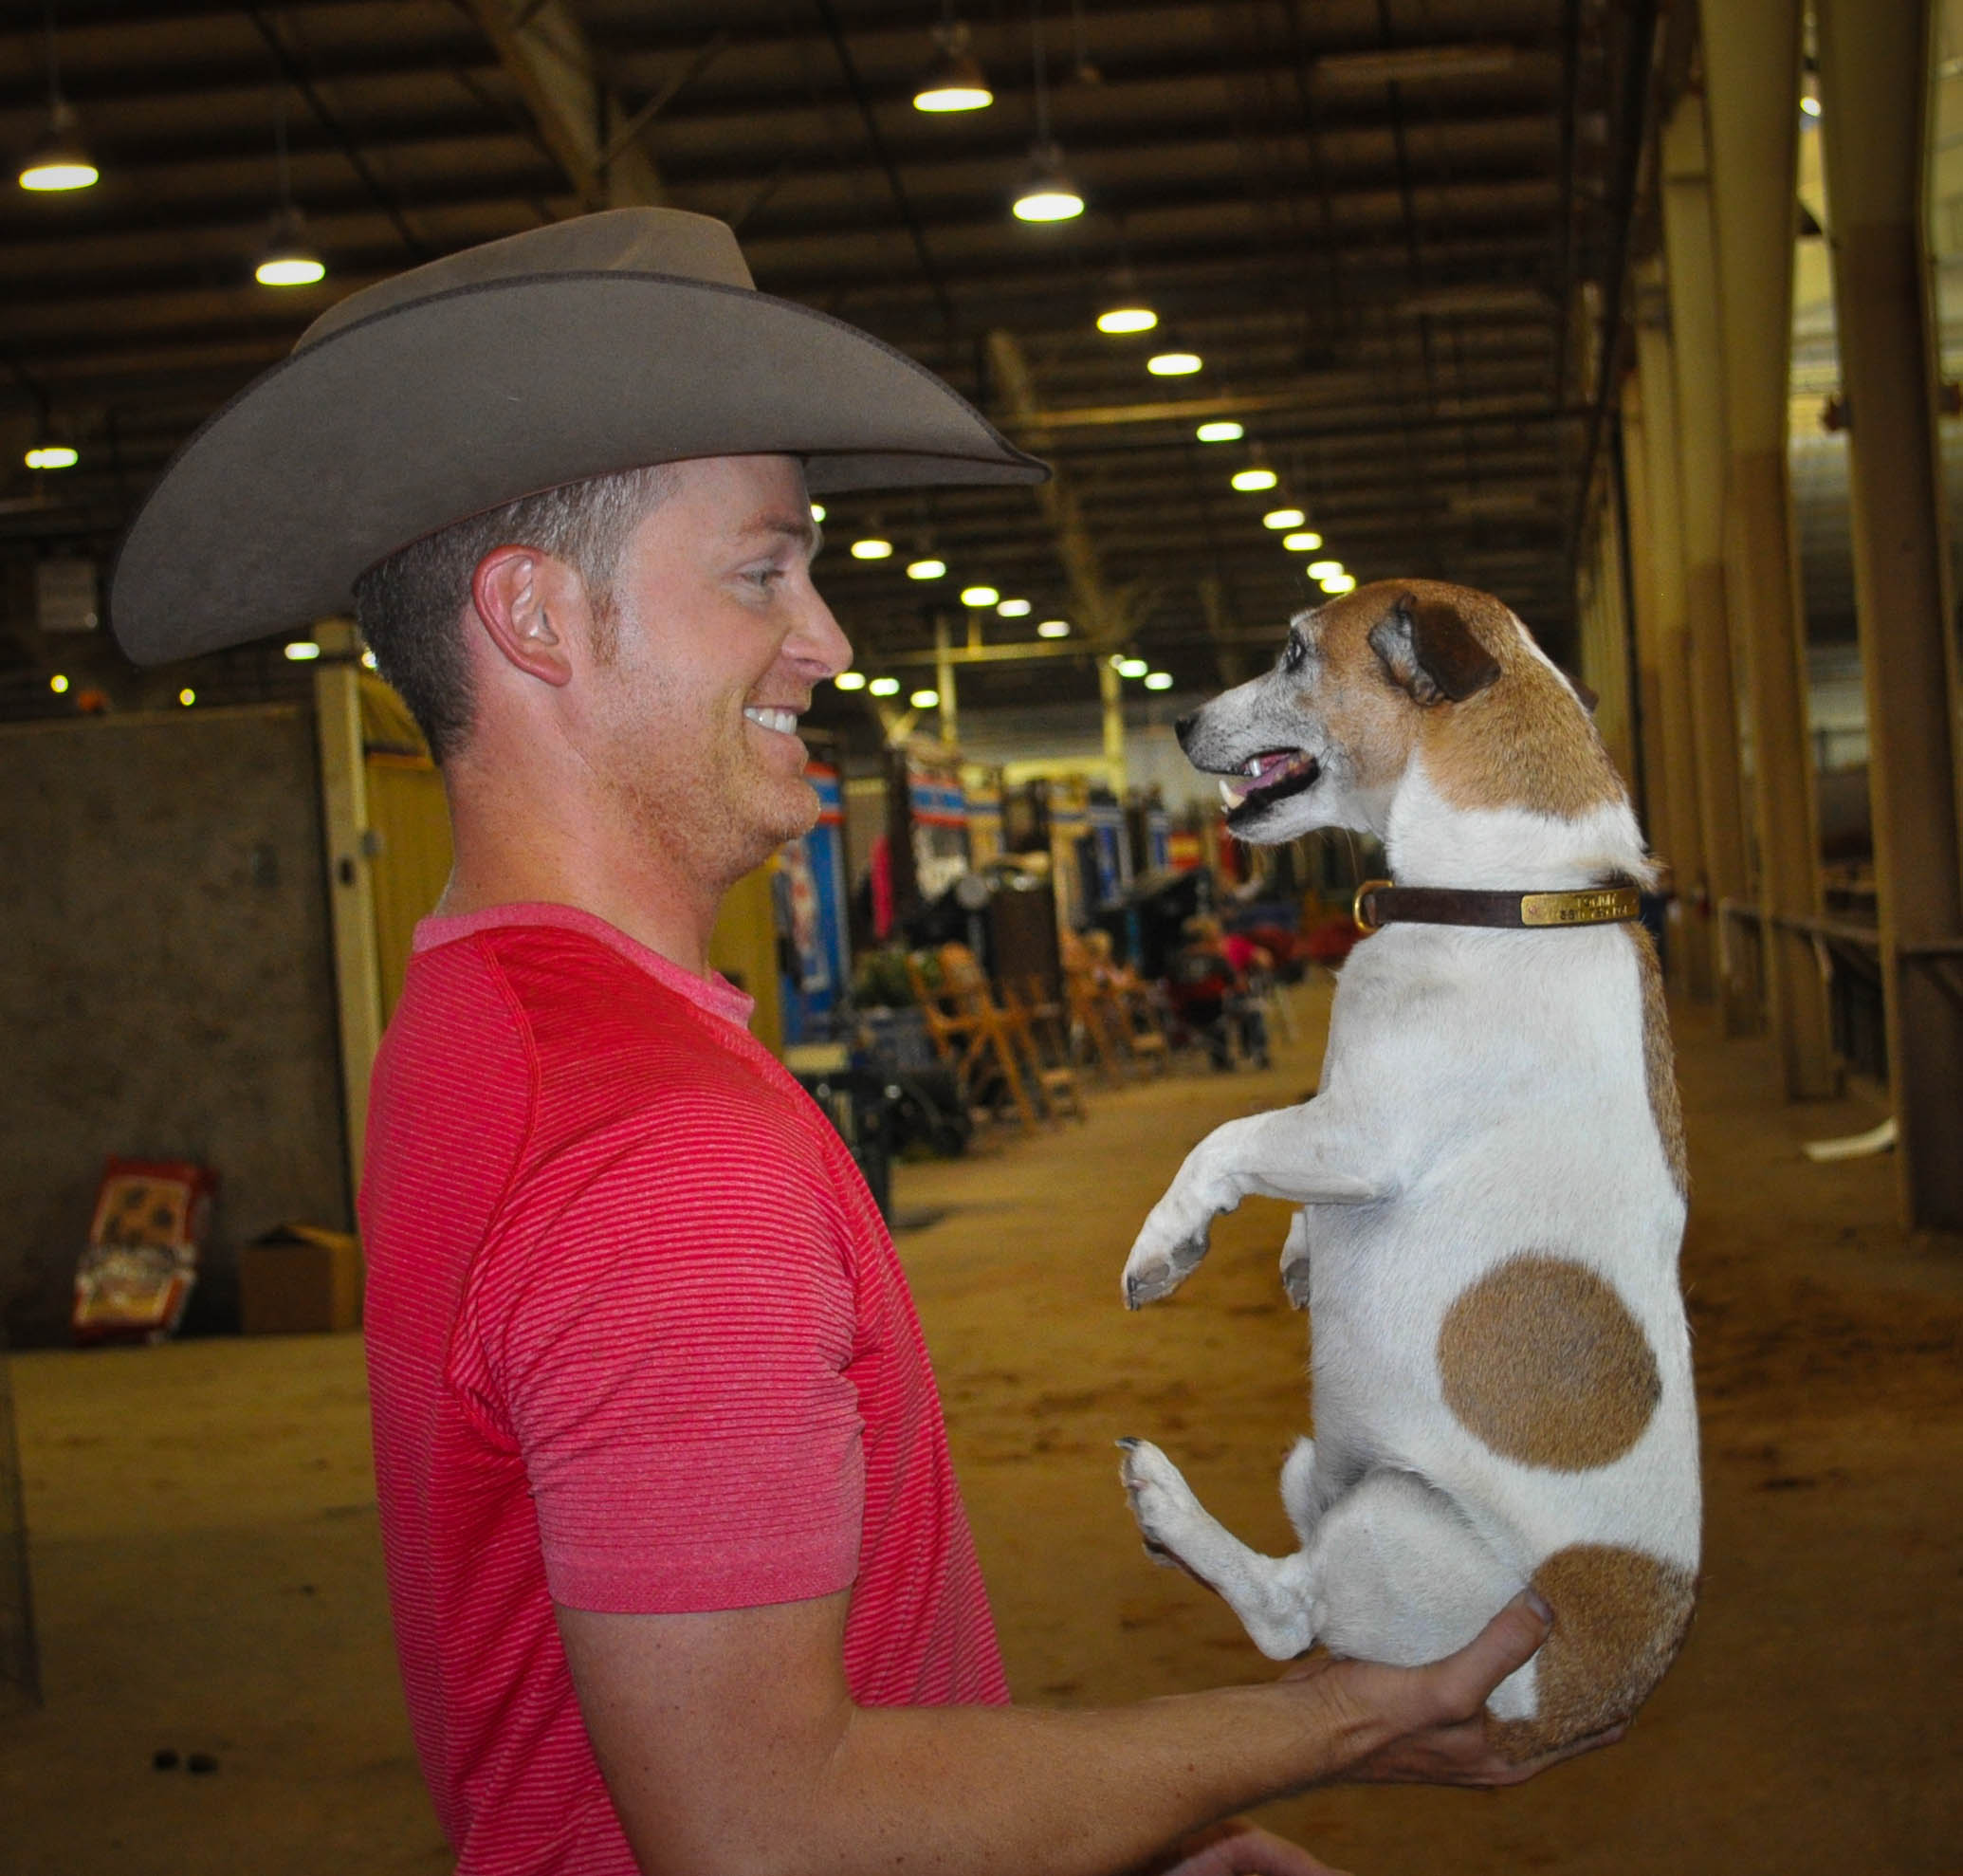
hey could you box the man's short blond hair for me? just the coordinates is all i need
[353,463,674,763]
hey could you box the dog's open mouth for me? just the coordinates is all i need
[1218,748,1322,818]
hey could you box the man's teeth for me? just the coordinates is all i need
[744,707,798,734]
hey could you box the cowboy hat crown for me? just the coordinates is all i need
[111,208,1046,665]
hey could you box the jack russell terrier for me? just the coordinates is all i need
[1118,579,1698,1758]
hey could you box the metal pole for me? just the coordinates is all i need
[1100,658,1127,795]
[1660,95,1758,1032]
[1618,375,1676,867]
[1632,270,1713,999]
[1702,0,1838,1097]
[1816,0,1963,1228]
[313,634,383,1223]
[934,613,958,746]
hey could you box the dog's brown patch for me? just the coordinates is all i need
[1626,926,1688,1199]
[1344,580,1622,817]
[1438,1256,1661,1469]
[1293,593,1422,793]
[1489,1543,1697,1760]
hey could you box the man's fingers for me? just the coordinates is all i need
[1492,1720,1626,1781]
[1423,1591,1552,1718]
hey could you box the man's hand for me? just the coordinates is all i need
[1282,1591,1624,1788]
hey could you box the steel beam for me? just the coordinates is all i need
[464,0,666,210]
[1817,0,1963,1228]
[1660,95,1757,1030]
[1630,270,1713,998]
[985,329,1132,652]
[1702,0,1837,1097]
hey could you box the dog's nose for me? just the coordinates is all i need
[1174,710,1197,741]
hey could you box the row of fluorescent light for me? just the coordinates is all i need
[1086,303,1355,595]
[808,502,1183,705]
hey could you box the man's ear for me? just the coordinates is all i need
[469,544,577,688]
[1367,591,1502,706]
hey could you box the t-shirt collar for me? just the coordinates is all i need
[412,900,756,1027]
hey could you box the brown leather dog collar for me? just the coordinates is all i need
[1352,878,1642,934]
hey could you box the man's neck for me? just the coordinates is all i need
[436,769,725,978]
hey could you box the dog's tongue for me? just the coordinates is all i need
[1249,749,1298,783]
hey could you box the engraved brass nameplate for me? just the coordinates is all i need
[1519,887,1642,927]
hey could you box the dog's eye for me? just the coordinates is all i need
[1281,635,1306,674]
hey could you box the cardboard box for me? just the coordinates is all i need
[240,1223,362,1334]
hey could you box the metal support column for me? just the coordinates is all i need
[1099,658,1127,795]
[934,614,958,747]
[1633,270,1713,999]
[1618,377,1675,862]
[1702,0,1838,1097]
[314,633,384,1221]
[1661,97,1757,1030]
[1817,0,1963,1228]
[1580,471,1637,787]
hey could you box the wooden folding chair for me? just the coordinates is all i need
[1059,935,1128,1083]
[905,948,1039,1133]
[936,944,1086,1126]
[1000,970,1088,1120]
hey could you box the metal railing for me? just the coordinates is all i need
[1717,899,1963,1086]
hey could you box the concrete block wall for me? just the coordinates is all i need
[0,705,349,1346]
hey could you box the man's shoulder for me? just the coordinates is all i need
[413,920,822,1171]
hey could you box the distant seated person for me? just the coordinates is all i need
[1174,913,1272,1071]
[1079,926,1147,998]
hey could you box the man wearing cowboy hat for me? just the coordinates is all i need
[113,210,1591,1876]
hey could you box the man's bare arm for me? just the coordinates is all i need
[557,1586,1587,1876]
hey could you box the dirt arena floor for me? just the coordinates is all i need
[3,978,1959,1876]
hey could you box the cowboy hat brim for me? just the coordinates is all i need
[109,267,1047,666]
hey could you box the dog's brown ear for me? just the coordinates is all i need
[1367,592,1502,706]
[1565,669,1600,713]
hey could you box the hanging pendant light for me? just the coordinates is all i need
[256,207,325,286]
[1013,143,1085,222]
[18,100,97,192]
[913,17,993,113]
[255,94,325,287]
[18,8,97,193]
[1011,9,1083,223]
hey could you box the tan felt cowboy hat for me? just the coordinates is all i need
[110,208,1048,666]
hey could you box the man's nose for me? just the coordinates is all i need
[793,591,853,680]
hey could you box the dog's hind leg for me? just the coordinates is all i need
[1118,1438,1320,1658]
[1122,1443,1532,1712]
[1305,1469,1534,1719]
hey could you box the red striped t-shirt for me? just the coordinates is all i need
[361,903,1006,1874]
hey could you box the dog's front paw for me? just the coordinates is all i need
[1122,1223,1212,1308]
[1279,1210,1312,1309]
[1116,1437,1211,1582]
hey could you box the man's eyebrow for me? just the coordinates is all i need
[736,509,821,557]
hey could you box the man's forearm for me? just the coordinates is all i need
[563,1583,1562,1876]
[802,1677,1375,1876]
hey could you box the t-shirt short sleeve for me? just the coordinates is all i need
[471,1131,867,1615]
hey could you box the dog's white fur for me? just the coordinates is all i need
[1119,580,1699,1753]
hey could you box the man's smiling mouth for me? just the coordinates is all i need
[743,706,801,735]
[1217,747,1322,817]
